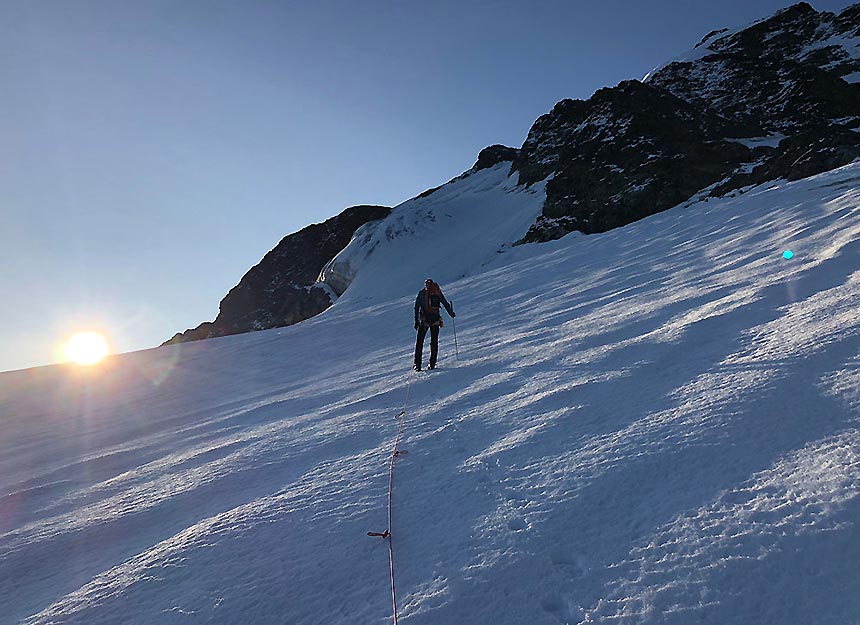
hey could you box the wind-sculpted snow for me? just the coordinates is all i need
[319,162,546,304]
[2,163,860,624]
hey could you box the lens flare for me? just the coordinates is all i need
[63,331,110,366]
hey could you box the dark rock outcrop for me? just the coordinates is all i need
[713,126,860,195]
[517,2,860,242]
[647,2,860,132]
[515,81,751,241]
[474,145,519,171]
[164,205,390,345]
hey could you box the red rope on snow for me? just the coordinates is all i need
[368,368,415,625]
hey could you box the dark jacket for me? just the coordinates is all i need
[415,287,454,327]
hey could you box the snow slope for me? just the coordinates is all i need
[2,162,860,624]
[319,162,547,304]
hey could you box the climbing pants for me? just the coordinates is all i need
[414,324,440,368]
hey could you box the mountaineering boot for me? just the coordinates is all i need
[413,364,422,371]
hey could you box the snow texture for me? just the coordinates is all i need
[2,162,860,624]
[726,133,786,149]
[319,162,546,302]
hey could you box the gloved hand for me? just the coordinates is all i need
[414,321,419,330]
[451,312,456,317]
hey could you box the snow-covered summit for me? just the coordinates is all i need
[646,3,860,82]
[319,162,545,304]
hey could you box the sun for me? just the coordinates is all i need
[63,331,111,366]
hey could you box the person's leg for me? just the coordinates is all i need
[429,325,440,368]
[414,325,428,369]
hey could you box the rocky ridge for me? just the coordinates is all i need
[164,144,525,344]
[167,3,860,342]
[164,205,390,345]
[517,2,860,242]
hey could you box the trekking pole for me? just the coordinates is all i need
[451,300,459,362]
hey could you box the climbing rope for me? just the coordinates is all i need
[368,368,415,624]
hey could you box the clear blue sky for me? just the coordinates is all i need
[1,0,851,372]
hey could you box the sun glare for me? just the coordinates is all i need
[63,331,110,366]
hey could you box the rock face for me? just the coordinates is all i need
[514,81,751,240]
[164,205,390,345]
[517,2,860,242]
[648,3,860,131]
[166,4,860,343]
[473,144,519,171]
